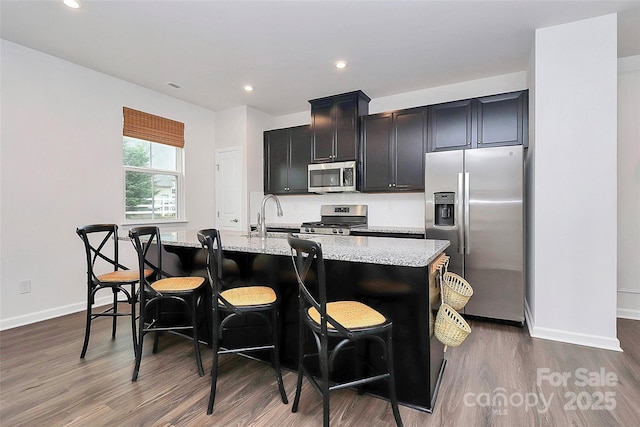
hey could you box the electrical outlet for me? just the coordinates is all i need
[19,280,31,294]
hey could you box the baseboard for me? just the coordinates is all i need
[0,296,113,331]
[617,307,640,320]
[529,325,622,352]
[524,299,534,337]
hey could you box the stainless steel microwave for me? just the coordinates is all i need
[308,160,357,193]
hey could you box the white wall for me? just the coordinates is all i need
[0,40,216,329]
[530,15,620,350]
[525,41,537,327]
[617,55,640,320]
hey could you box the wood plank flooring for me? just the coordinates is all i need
[1,309,638,426]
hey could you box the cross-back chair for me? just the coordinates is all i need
[76,223,149,358]
[129,226,207,381]
[197,228,288,415]
[287,233,403,427]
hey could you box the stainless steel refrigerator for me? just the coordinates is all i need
[425,145,524,324]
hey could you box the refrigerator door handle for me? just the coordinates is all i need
[464,172,470,254]
[457,173,464,255]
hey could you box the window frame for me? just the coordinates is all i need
[122,137,186,225]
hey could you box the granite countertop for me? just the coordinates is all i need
[157,230,448,268]
[352,226,425,235]
[263,223,425,236]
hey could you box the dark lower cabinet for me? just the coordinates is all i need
[263,125,311,194]
[361,107,426,192]
[429,90,528,152]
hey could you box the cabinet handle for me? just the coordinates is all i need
[231,219,238,223]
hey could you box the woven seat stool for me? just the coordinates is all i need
[198,229,288,415]
[287,233,403,427]
[129,226,207,381]
[76,224,152,358]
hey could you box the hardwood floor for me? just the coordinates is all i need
[1,309,638,426]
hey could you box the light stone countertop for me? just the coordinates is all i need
[255,223,426,236]
[156,230,449,268]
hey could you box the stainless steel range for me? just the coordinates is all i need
[300,205,368,235]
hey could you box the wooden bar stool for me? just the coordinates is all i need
[287,234,403,427]
[197,228,288,415]
[129,226,207,381]
[76,224,151,358]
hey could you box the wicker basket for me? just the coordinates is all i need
[428,254,450,307]
[434,303,471,349]
[442,272,473,310]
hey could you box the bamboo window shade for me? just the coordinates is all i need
[123,107,185,148]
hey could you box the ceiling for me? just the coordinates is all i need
[2,0,639,116]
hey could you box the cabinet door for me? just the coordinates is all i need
[476,91,526,148]
[334,97,358,161]
[311,100,334,162]
[361,113,393,192]
[428,99,473,151]
[264,129,290,194]
[287,125,311,193]
[395,108,426,190]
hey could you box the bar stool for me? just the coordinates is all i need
[76,224,151,358]
[197,228,288,415]
[287,234,403,427]
[129,226,207,381]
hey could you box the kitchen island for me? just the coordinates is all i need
[146,230,449,412]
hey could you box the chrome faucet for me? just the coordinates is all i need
[257,194,283,239]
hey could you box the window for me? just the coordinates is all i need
[122,107,184,222]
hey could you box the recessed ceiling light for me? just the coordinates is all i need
[244,85,254,92]
[63,0,81,9]
[335,61,347,69]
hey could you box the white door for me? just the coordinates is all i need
[215,147,243,231]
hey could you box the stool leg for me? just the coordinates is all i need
[207,308,220,415]
[130,285,137,357]
[191,294,204,377]
[271,308,288,404]
[320,333,330,427]
[112,288,118,338]
[292,316,305,413]
[132,303,145,382]
[80,288,93,359]
[152,304,160,354]
[386,329,403,427]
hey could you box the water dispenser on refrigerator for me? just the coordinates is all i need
[434,192,455,227]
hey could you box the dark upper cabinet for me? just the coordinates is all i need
[476,91,528,148]
[361,107,426,192]
[428,99,473,151]
[264,125,311,194]
[361,113,393,191]
[309,91,370,162]
[428,90,528,152]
